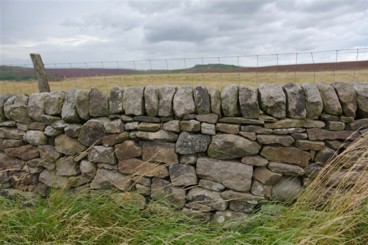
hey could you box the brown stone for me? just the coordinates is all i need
[215,123,240,134]
[241,156,268,166]
[4,145,39,161]
[257,135,294,146]
[118,158,169,178]
[101,132,129,146]
[307,128,358,141]
[260,146,311,167]
[137,122,161,132]
[268,162,305,176]
[196,114,219,123]
[90,168,132,191]
[295,140,325,151]
[142,141,178,164]
[169,164,197,186]
[0,152,24,171]
[253,167,282,185]
[265,119,325,129]
[55,135,87,155]
[115,140,142,161]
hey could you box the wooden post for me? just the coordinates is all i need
[30,53,51,92]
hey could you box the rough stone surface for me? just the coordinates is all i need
[4,145,39,161]
[109,87,124,114]
[295,140,325,151]
[44,91,65,116]
[221,190,264,202]
[118,158,169,178]
[253,167,282,185]
[216,123,240,134]
[257,135,294,146]
[75,89,90,120]
[221,84,240,116]
[172,86,196,117]
[209,89,221,115]
[354,83,368,118]
[142,141,178,164]
[105,119,124,134]
[115,140,141,161]
[55,134,87,155]
[180,120,200,132]
[78,120,105,146]
[271,177,303,202]
[348,118,368,130]
[325,121,345,131]
[0,95,13,122]
[283,83,306,119]
[88,146,116,164]
[333,82,357,117]
[187,187,227,211]
[65,124,82,138]
[90,168,132,191]
[137,122,160,132]
[175,132,211,154]
[303,83,323,119]
[39,145,60,162]
[151,178,186,208]
[261,146,311,167]
[62,89,81,123]
[268,162,305,176]
[198,179,225,191]
[25,130,47,145]
[158,86,176,117]
[89,88,109,117]
[193,86,211,114]
[123,87,144,116]
[163,120,180,132]
[241,156,268,166]
[219,117,264,125]
[0,128,24,139]
[39,169,69,189]
[208,134,261,159]
[169,164,197,186]
[179,154,197,165]
[317,83,342,115]
[0,152,24,171]
[56,156,80,176]
[4,95,31,123]
[315,147,336,165]
[196,114,218,123]
[197,157,253,192]
[239,86,260,118]
[259,84,286,119]
[307,128,357,141]
[135,130,178,142]
[201,123,216,135]
[265,119,325,129]
[28,93,48,121]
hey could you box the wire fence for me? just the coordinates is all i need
[1,48,368,94]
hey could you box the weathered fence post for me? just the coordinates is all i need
[30,53,51,92]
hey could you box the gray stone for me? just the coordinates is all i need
[4,145,39,161]
[304,163,322,178]
[303,83,323,119]
[292,133,308,140]
[115,140,141,161]
[89,88,109,117]
[193,86,211,114]
[65,124,82,138]
[51,120,69,130]
[196,114,219,123]
[44,91,65,116]
[332,82,357,117]
[25,130,47,145]
[340,116,354,123]
[162,120,180,132]
[241,156,268,166]
[197,157,253,192]
[229,201,257,213]
[158,86,176,117]
[307,128,357,141]
[257,135,294,146]
[135,130,178,142]
[221,190,264,202]
[219,117,264,125]
[213,210,249,224]
[283,83,306,119]
[315,147,336,165]
[0,121,16,127]
[259,84,286,119]
[55,134,87,155]
[216,123,240,134]
[251,180,272,197]
[239,131,256,140]
[123,87,144,116]
[180,120,200,132]
[354,83,368,118]
[137,122,160,132]
[0,152,24,171]
[80,160,97,177]
[201,123,216,135]
[261,146,311,167]
[271,177,303,202]
[173,86,196,117]
[0,94,13,122]
[39,169,69,189]
[325,121,345,131]
[265,119,325,129]
[111,192,146,210]
[102,132,129,146]
[241,125,273,134]
[142,141,178,164]
[187,187,227,211]
[2,139,23,149]
[56,156,80,176]
[125,122,138,131]
[169,164,197,186]
[179,154,197,165]
[109,87,124,114]
[268,162,305,176]
[75,89,90,120]
[40,115,60,125]
[90,168,132,191]
[273,128,305,134]
[105,119,124,134]
[78,119,105,146]
[198,179,225,191]
[239,86,260,118]
[118,158,169,178]
[61,89,81,123]
[29,122,45,131]
[209,89,221,115]
[348,118,368,130]
[295,140,325,151]
[0,128,24,139]
[88,146,116,164]
[134,116,160,123]
[4,95,32,123]
[221,84,240,116]
[27,93,48,121]
[175,132,211,154]
[208,134,261,160]
[253,167,282,185]
[317,83,342,115]
[39,145,60,161]
[144,86,159,116]
[151,178,186,208]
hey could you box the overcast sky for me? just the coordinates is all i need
[1,0,367,68]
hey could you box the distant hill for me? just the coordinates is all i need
[185,64,242,72]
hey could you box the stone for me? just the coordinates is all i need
[78,119,105,146]
[268,162,305,176]
[201,123,216,135]
[163,120,180,132]
[229,201,257,213]
[144,86,158,116]
[239,85,260,118]
[75,89,90,120]
[216,123,240,134]
[0,94,13,122]
[295,140,325,151]
[333,82,357,117]
[51,120,69,130]
[134,116,160,123]
[259,84,286,119]
[265,119,325,129]
[80,160,97,177]
[0,152,24,171]
[89,88,109,117]
[2,139,23,149]
[169,164,197,186]
[241,125,273,134]
[179,154,197,164]
[109,87,124,114]
[27,93,48,121]
[197,157,253,192]
[39,169,69,189]
[38,145,60,161]
[123,87,144,116]
[320,113,340,121]
[325,121,345,131]
[219,117,264,125]
[307,128,357,141]
[315,147,336,165]
[354,83,368,118]
[88,146,116,164]
[257,135,294,146]
[120,115,133,122]
[304,163,322,178]
[64,124,82,138]
[25,130,47,145]
[282,83,306,118]
[208,134,261,159]
[241,156,268,166]
[142,141,178,164]
[239,132,256,140]
[348,118,368,130]
[261,146,311,167]
[158,86,176,117]
[135,130,178,142]
[259,115,277,122]
[303,83,323,119]
[44,91,65,116]
[151,178,186,208]
[193,86,211,114]
[172,86,196,117]
[111,192,146,210]
[0,128,24,139]
[317,83,342,115]
[221,190,264,202]
[104,119,124,134]
[175,132,211,154]
[90,168,132,191]
[115,140,141,161]
[55,134,87,155]
[198,179,225,191]
[251,180,271,197]
[118,158,169,178]
[340,116,354,123]
[325,140,348,150]
[209,88,221,115]
[29,122,45,131]
[187,187,227,211]
[102,132,129,146]
[271,177,303,202]
[253,167,282,185]
[0,121,16,127]
[61,89,81,123]
[196,114,218,124]
[273,128,305,135]
[40,115,60,125]
[213,210,249,224]
[4,145,39,161]
[180,120,200,132]
[292,133,308,140]
[125,122,138,131]
[137,122,161,132]
[4,95,32,123]
[221,84,240,116]
[56,156,80,176]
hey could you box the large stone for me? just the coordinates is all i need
[0,152,24,171]
[105,119,124,134]
[39,169,69,189]
[75,89,90,120]
[315,147,336,165]
[151,178,186,208]
[257,135,294,146]
[27,93,48,121]
[4,145,39,161]
[201,123,216,135]
[354,83,368,118]
[89,88,109,117]
[216,123,240,134]
[332,83,357,117]
[0,94,13,122]
[253,167,282,185]
[271,177,303,202]
[56,156,80,176]
[115,140,142,161]
[38,145,60,161]
[209,89,221,115]
[163,120,180,132]
[268,162,305,176]
[0,128,24,139]
[135,130,178,142]
[4,94,32,123]
[173,86,196,117]
[118,158,169,178]
[259,84,286,119]
[221,84,240,116]
[25,130,47,145]
[265,119,325,129]
[175,132,211,154]
[193,86,210,114]
[197,157,253,192]
[109,87,124,114]
[78,119,105,146]
[295,140,325,151]
[90,168,132,191]
[2,139,23,149]
[142,141,178,164]
[283,83,306,119]
[158,86,176,117]
[307,128,357,141]
[348,118,368,130]
[239,86,260,118]
[317,83,342,115]
[88,146,116,164]
[196,114,219,123]
[169,164,197,186]
[302,83,323,119]
[180,120,200,132]
[61,89,81,123]
[123,87,144,116]
[261,146,311,167]
[208,134,261,159]
[187,187,227,211]
[55,134,87,155]
[143,86,158,116]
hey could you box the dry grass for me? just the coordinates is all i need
[1,69,368,94]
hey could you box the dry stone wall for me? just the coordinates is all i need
[1,82,368,217]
